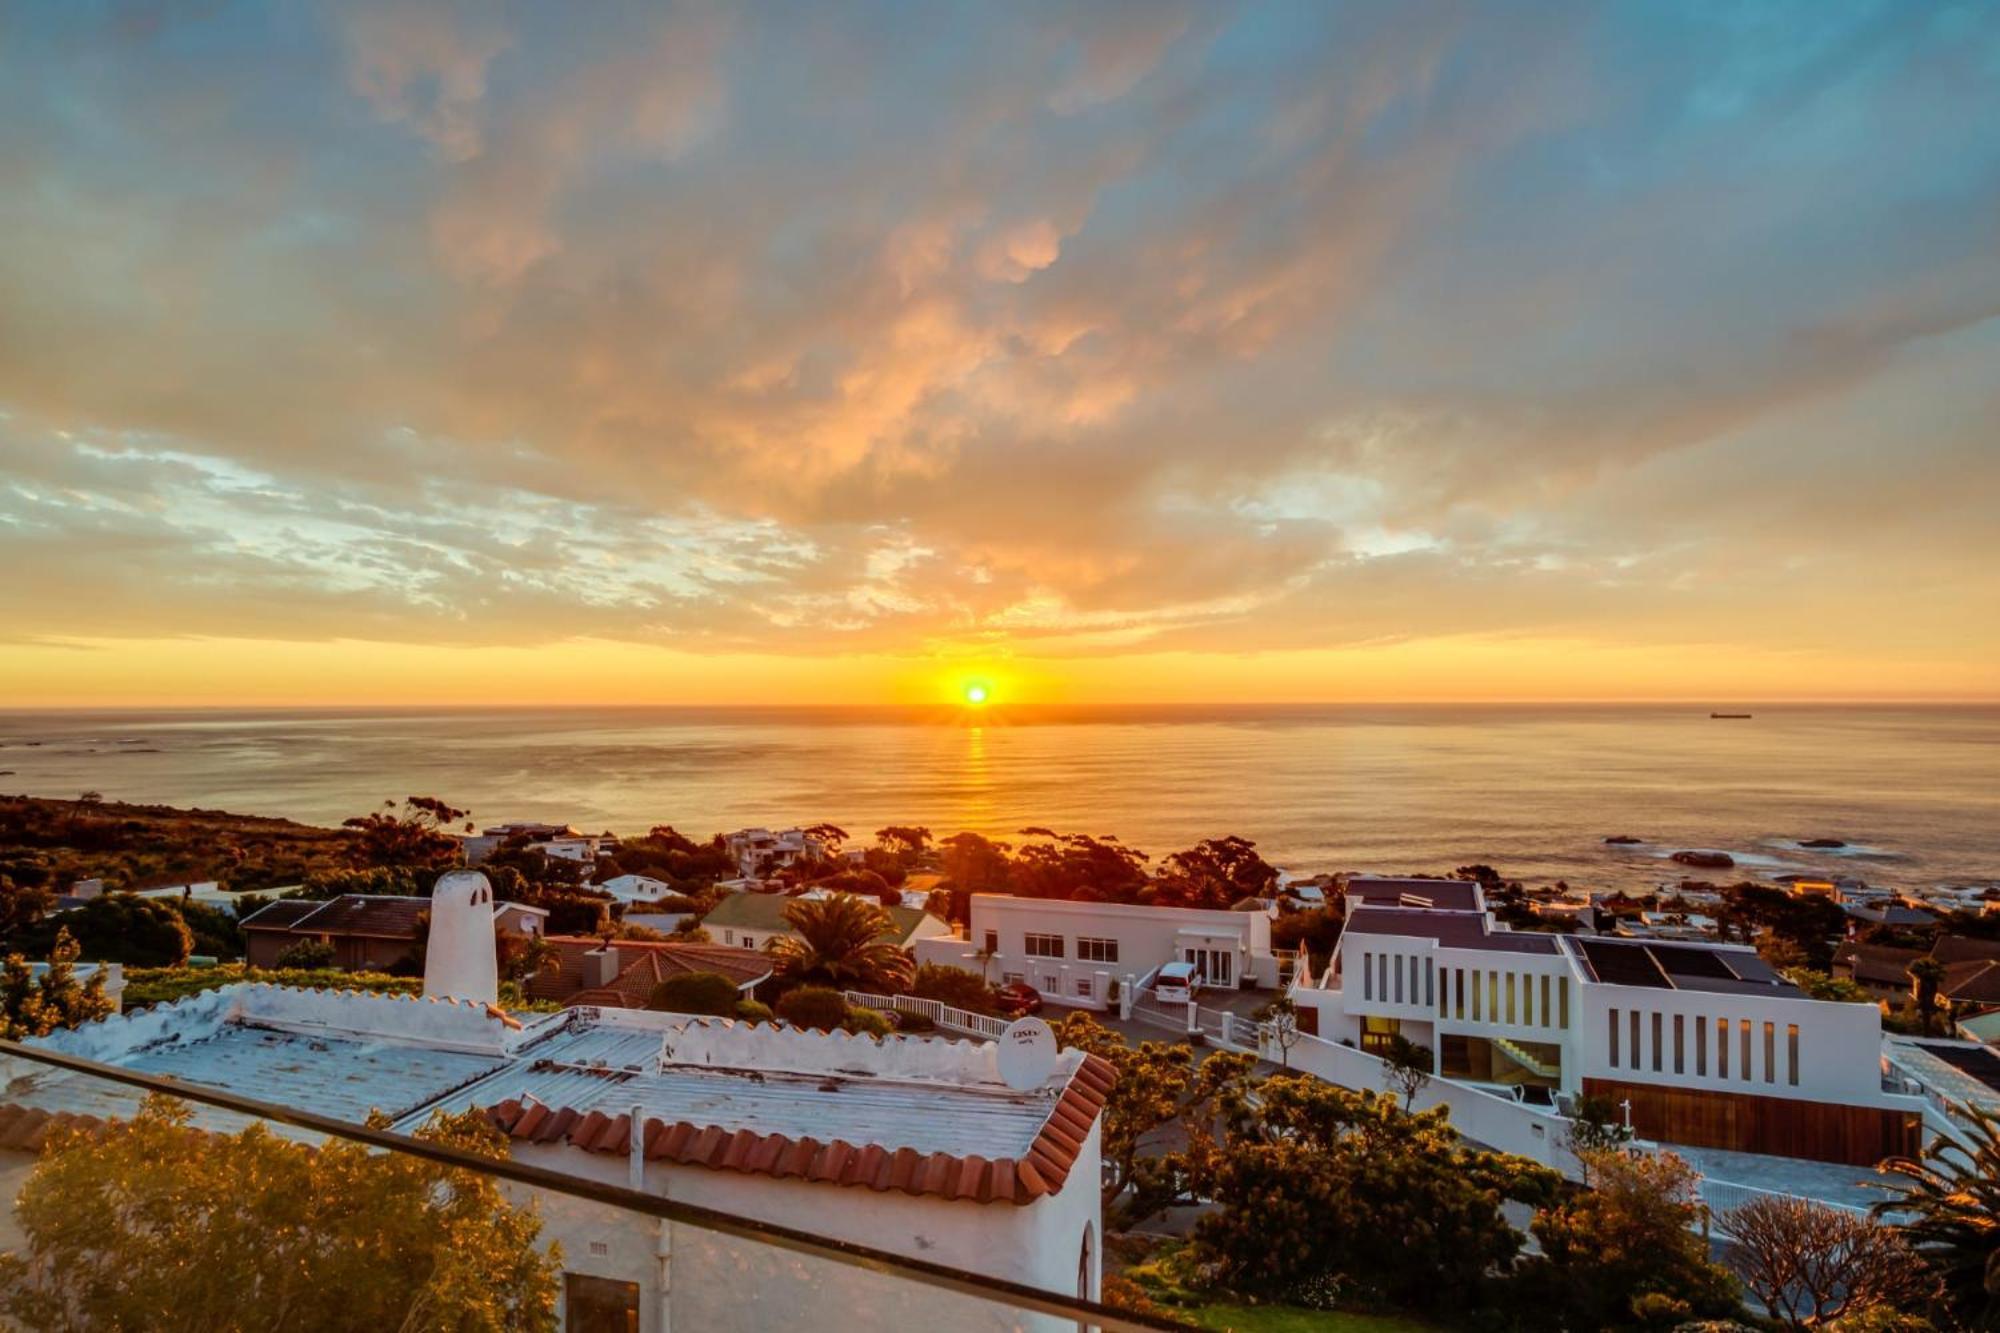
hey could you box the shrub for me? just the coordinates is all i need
[842,1007,893,1037]
[647,971,741,1017]
[273,939,335,970]
[775,985,847,1031]
[892,1009,936,1033]
[909,962,996,1014]
[733,999,773,1024]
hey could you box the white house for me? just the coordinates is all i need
[913,894,1284,1010]
[5,940,1111,1331]
[598,873,677,906]
[1291,880,1925,1164]
[722,828,827,880]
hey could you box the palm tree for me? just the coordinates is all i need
[768,895,915,995]
[1874,1104,2000,1327]
[1909,957,1948,1035]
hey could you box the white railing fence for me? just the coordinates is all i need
[842,990,1010,1040]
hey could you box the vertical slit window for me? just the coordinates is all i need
[1522,973,1534,1025]
[1717,1017,1728,1079]
[1362,952,1372,1002]
[1787,1024,1799,1086]
[1559,978,1570,1029]
[1488,971,1499,1021]
[1630,1010,1642,1071]
[1651,1012,1663,1072]
[1455,969,1465,1020]
[1394,955,1404,1005]
[1673,1014,1685,1074]
[1608,1008,1619,1067]
[1472,969,1483,1021]
[1740,1019,1752,1082]
[1506,973,1517,1025]
[1696,1016,1707,1077]
[1763,1021,1776,1083]
[1426,959,1435,1011]
[1541,976,1552,1027]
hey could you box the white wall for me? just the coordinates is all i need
[520,1121,1102,1332]
[913,895,1278,1009]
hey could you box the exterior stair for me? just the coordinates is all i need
[1492,1035,1561,1080]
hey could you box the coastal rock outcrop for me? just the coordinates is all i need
[1604,835,1644,845]
[1671,850,1735,869]
[1798,838,1847,849]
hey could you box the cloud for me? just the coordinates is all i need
[0,1,1995,694]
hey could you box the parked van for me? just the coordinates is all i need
[1153,960,1201,1005]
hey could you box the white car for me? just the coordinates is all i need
[1154,961,1202,1005]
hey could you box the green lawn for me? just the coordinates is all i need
[1182,1304,1434,1333]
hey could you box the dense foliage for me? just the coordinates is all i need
[1876,1103,2000,1328]
[0,1094,558,1331]
[773,984,848,1031]
[768,895,915,993]
[0,928,113,1038]
[648,970,742,1017]
[17,892,194,966]
[0,794,353,896]
[1052,1012,1197,1218]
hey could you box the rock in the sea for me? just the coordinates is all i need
[1671,850,1735,869]
[1798,838,1846,849]
[1604,835,1645,845]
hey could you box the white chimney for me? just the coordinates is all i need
[424,870,499,1005]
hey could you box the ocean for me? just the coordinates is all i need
[0,704,1994,894]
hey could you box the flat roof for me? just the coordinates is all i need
[8,984,1110,1208]
[1342,906,1562,955]
[1345,878,1484,912]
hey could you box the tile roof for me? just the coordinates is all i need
[237,899,322,930]
[481,1049,1115,1205]
[1834,941,1922,987]
[1941,959,2000,1006]
[0,1104,109,1154]
[526,936,771,1007]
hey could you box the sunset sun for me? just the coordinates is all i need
[962,681,991,707]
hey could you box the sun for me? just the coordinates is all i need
[962,680,991,707]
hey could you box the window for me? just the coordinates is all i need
[1630,1010,1642,1071]
[1362,951,1373,1002]
[1540,975,1551,1027]
[1787,1023,1800,1085]
[1505,973,1517,1025]
[1717,1017,1729,1079]
[1455,968,1466,1019]
[1740,1019,1752,1082]
[1077,937,1119,964]
[1695,1015,1707,1076]
[1471,969,1482,1021]
[1024,933,1065,959]
[1673,1014,1685,1074]
[722,930,734,946]
[1522,973,1534,1025]
[1361,1015,1402,1055]
[1487,971,1499,1022]
[1651,1012,1663,1073]
[1002,971,1025,985]
[1074,978,1093,999]
[564,1274,640,1333]
[1608,1008,1619,1066]
[1394,955,1405,1004]
[1042,973,1060,993]
[1410,955,1421,1005]
[1558,977,1570,1029]
[1763,1021,1776,1083]
[1425,958,1434,1009]
[1379,954,1389,1003]
[983,930,998,955]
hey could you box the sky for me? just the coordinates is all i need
[1,1,1997,707]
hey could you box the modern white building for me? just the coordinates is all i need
[913,894,1284,1010]
[5,988,1110,1331]
[1292,880,1925,1164]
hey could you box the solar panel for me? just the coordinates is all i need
[1924,1043,2000,1094]
[1653,947,1735,981]
[1578,939,1672,989]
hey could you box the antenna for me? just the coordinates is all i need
[995,1017,1058,1091]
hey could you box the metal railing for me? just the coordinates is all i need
[842,990,1011,1039]
[0,1037,1186,1332]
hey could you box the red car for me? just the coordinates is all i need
[994,981,1044,1017]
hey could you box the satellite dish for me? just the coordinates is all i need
[995,1017,1058,1091]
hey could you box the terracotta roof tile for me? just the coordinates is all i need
[0,1104,108,1154]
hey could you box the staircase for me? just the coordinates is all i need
[1492,1036,1561,1081]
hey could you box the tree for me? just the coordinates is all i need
[1514,1149,1742,1330]
[0,871,55,944]
[0,928,113,1039]
[1380,1034,1433,1110]
[774,985,848,1031]
[1158,836,1278,910]
[0,1094,558,1331]
[497,933,558,984]
[20,893,193,966]
[767,895,915,994]
[1909,957,1947,1035]
[802,823,850,856]
[1152,1061,1562,1314]
[1050,1013,1196,1222]
[1011,830,1148,903]
[342,796,468,871]
[1254,995,1301,1070]
[1726,1195,1939,1328]
[938,831,1013,897]
[873,826,932,862]
[909,962,998,1014]
[648,971,742,1017]
[1875,1103,2000,1328]
[1565,1091,1635,1155]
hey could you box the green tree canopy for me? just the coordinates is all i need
[0,927,113,1039]
[0,1094,558,1331]
[769,895,915,994]
[648,970,742,1017]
